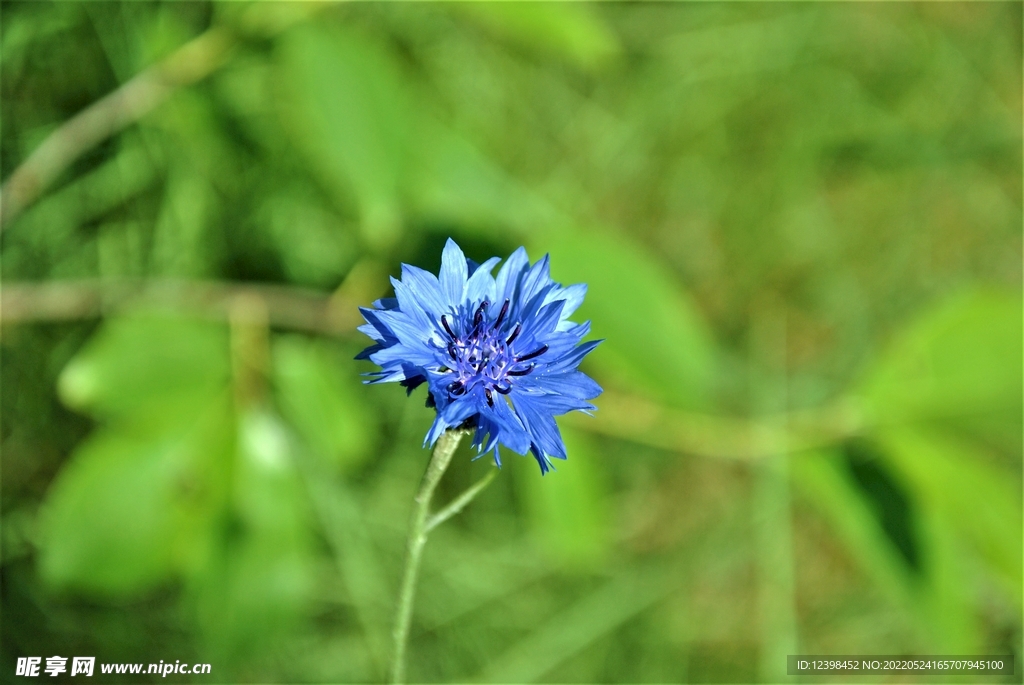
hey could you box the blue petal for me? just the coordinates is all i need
[512,395,568,465]
[480,394,531,454]
[517,253,552,308]
[357,322,382,340]
[399,264,448,319]
[355,342,383,360]
[371,308,431,346]
[359,307,401,344]
[495,246,530,304]
[544,338,602,374]
[522,371,603,401]
[518,390,597,415]
[530,445,556,474]
[465,256,500,305]
[372,297,399,310]
[425,396,478,446]
[439,238,468,307]
[546,283,588,330]
[516,299,565,348]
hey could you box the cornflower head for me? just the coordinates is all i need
[357,239,602,473]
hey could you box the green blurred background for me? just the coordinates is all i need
[1,2,1021,683]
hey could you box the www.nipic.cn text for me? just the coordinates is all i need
[16,657,211,677]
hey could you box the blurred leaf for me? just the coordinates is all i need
[793,442,1000,652]
[878,427,1022,608]
[38,400,231,596]
[150,164,215,278]
[226,1,326,40]
[516,428,609,569]
[261,189,358,288]
[193,409,313,663]
[0,3,78,78]
[276,24,410,249]
[417,536,549,630]
[858,289,1022,428]
[411,122,558,239]
[912,504,981,652]
[4,142,157,276]
[790,449,917,613]
[541,227,719,409]
[272,336,375,473]
[58,313,230,422]
[479,566,673,683]
[214,52,281,151]
[96,219,146,278]
[658,10,816,85]
[294,449,392,677]
[45,313,233,596]
[457,3,620,71]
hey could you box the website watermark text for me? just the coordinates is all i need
[16,657,210,677]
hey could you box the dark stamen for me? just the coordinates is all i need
[474,301,489,326]
[448,381,465,396]
[485,387,494,407]
[447,342,458,360]
[494,299,510,328]
[517,345,548,362]
[507,364,534,377]
[495,381,512,394]
[441,315,456,340]
[506,323,521,346]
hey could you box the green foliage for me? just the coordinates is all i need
[39,415,229,596]
[277,23,409,250]
[456,3,621,71]
[543,228,718,409]
[272,335,375,472]
[793,289,1023,655]
[880,428,1022,608]
[517,428,610,569]
[42,314,234,595]
[58,314,230,420]
[858,290,1022,426]
[38,312,317,667]
[193,409,314,662]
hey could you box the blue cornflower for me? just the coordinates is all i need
[357,239,602,473]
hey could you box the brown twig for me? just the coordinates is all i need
[0,0,335,230]
[566,390,863,461]
[0,279,363,337]
[1,278,865,461]
[0,28,235,229]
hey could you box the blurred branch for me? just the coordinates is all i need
[2,282,862,458]
[0,28,233,229]
[569,390,863,461]
[2,277,861,457]
[0,279,363,337]
[229,293,271,408]
[0,2,328,230]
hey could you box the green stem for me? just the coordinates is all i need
[390,429,467,684]
[425,467,497,533]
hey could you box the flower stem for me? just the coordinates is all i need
[390,428,467,684]
[425,468,497,533]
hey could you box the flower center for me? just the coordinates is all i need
[439,300,547,406]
